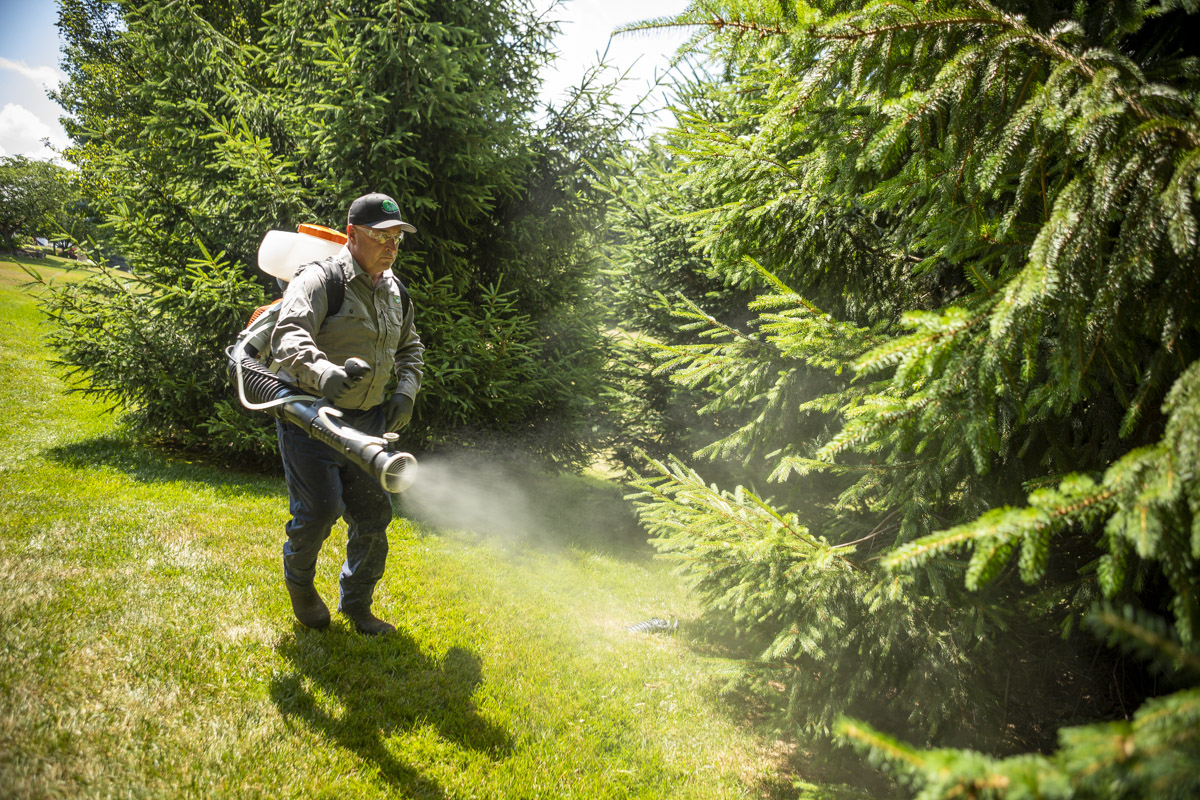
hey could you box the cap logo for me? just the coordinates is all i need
[381,199,399,213]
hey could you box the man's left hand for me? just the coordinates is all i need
[385,393,414,431]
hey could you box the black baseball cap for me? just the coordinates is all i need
[347,192,417,232]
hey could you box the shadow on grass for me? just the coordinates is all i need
[44,435,283,498]
[270,627,511,797]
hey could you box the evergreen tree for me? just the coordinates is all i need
[38,0,621,466]
[596,138,745,473]
[612,0,1200,791]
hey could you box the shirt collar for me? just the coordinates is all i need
[337,245,373,283]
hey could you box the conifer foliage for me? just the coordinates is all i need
[614,0,1200,793]
[40,0,616,465]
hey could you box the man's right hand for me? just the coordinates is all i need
[318,366,354,402]
[317,358,367,403]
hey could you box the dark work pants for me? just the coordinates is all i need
[276,405,392,612]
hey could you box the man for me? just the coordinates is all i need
[268,192,423,635]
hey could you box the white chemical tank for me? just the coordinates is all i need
[257,224,347,283]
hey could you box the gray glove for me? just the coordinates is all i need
[318,358,370,403]
[385,393,414,431]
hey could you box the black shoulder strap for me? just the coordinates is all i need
[290,256,347,319]
[319,257,347,317]
[395,277,411,318]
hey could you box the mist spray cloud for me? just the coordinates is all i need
[398,451,646,555]
[401,454,541,540]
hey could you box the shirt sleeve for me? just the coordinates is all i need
[269,266,340,394]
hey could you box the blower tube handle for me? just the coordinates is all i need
[344,357,371,381]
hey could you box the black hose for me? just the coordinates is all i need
[226,348,303,415]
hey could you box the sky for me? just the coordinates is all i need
[0,0,690,163]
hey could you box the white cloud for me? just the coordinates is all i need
[0,102,67,161]
[0,57,66,89]
[0,103,52,140]
[0,56,70,159]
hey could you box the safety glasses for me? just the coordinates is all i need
[356,226,405,246]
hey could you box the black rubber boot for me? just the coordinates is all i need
[341,606,395,636]
[285,580,331,629]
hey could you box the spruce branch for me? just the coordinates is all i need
[1090,605,1200,676]
[963,0,1200,147]
[883,479,1118,585]
[818,15,1005,42]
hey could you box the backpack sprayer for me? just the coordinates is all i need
[225,224,418,494]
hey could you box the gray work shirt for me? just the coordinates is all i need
[269,247,423,410]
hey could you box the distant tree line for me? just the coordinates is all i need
[0,155,94,254]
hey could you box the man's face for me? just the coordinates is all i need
[346,224,402,276]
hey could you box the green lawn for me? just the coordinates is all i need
[0,256,843,799]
